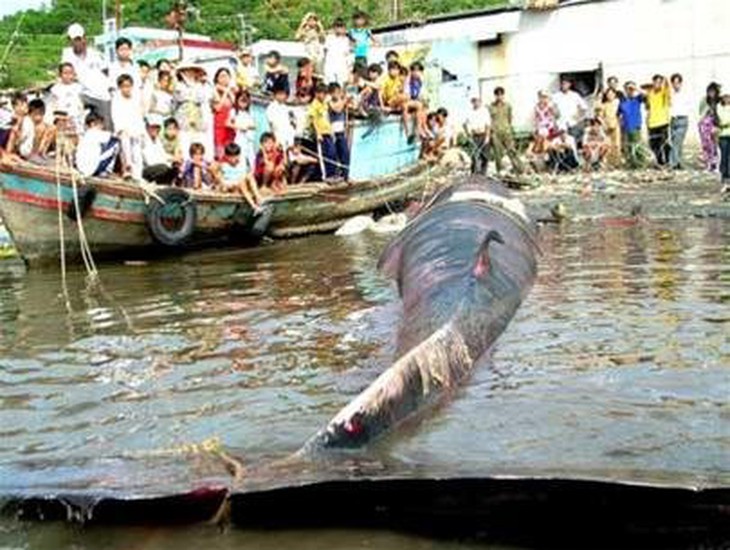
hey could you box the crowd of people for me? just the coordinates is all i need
[1,10,730,204]
[0,10,462,212]
[466,74,730,186]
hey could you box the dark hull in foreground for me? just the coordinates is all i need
[4,477,728,548]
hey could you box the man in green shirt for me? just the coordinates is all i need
[489,87,524,175]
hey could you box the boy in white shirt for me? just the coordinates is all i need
[6,93,34,160]
[49,62,85,140]
[141,114,178,184]
[75,112,120,177]
[266,84,296,151]
[108,37,139,94]
[111,74,145,180]
[324,18,351,85]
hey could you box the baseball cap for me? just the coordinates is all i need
[67,23,85,40]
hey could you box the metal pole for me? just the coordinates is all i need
[114,0,121,29]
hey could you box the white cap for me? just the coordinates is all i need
[67,23,85,40]
[146,114,164,127]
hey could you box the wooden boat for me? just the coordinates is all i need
[0,114,428,266]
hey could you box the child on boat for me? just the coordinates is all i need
[359,64,384,115]
[142,114,179,185]
[219,142,263,212]
[111,74,145,180]
[288,137,320,184]
[174,64,210,161]
[162,117,184,165]
[380,61,406,113]
[148,69,175,119]
[48,63,84,140]
[75,111,120,178]
[308,83,337,181]
[230,89,256,172]
[295,12,325,76]
[348,11,376,66]
[254,132,287,194]
[328,82,350,180]
[28,99,56,159]
[404,61,427,140]
[180,142,216,190]
[263,50,290,97]
[6,93,34,160]
[235,47,260,91]
[324,18,351,85]
[295,57,319,104]
[109,37,139,95]
[266,84,296,152]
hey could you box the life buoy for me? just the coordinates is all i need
[145,187,197,247]
[66,186,97,221]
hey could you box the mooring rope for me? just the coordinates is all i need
[54,137,71,311]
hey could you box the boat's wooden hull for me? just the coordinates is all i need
[0,164,249,265]
[0,161,435,265]
[266,164,433,237]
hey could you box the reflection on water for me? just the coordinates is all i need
[0,219,728,548]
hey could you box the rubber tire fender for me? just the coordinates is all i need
[145,187,197,247]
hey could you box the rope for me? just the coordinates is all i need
[55,136,71,312]
[55,132,99,283]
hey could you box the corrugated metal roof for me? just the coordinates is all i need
[373,0,608,34]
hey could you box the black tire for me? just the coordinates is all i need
[145,187,197,247]
[66,186,97,221]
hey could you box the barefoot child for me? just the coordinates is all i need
[254,132,287,194]
[28,99,56,158]
[6,93,34,160]
[111,74,145,179]
[219,142,263,211]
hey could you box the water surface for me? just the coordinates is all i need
[0,218,728,548]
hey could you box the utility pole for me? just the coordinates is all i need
[114,0,122,29]
[390,0,400,22]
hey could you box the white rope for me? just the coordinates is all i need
[55,136,71,311]
[56,132,99,283]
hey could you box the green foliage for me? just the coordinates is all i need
[0,0,507,89]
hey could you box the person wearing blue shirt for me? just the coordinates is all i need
[618,81,646,169]
[348,11,376,65]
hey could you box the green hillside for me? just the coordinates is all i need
[0,0,507,89]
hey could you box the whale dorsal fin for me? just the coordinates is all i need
[473,230,504,279]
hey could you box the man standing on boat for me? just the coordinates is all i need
[61,24,112,130]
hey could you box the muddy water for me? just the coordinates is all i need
[0,218,728,548]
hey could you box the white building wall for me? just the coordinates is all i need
[478,0,730,139]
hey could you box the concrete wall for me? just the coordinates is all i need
[478,0,730,138]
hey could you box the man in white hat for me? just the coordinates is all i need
[61,23,112,129]
[142,114,178,184]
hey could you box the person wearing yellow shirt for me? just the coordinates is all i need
[380,61,407,111]
[643,74,672,166]
[308,83,337,181]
